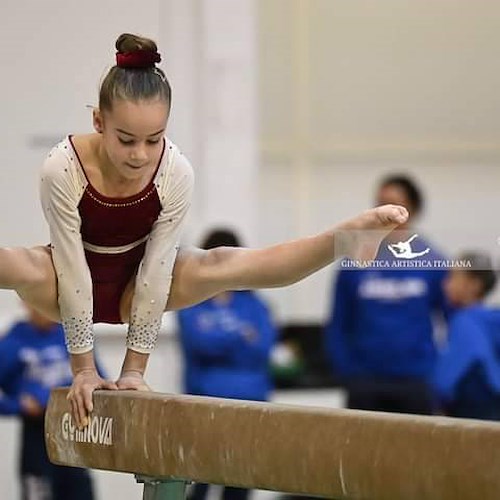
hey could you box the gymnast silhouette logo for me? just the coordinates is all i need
[387,234,430,259]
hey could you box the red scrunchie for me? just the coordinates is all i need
[116,50,161,69]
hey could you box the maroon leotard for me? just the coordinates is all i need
[72,137,163,323]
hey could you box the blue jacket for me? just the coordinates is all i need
[433,305,500,415]
[0,320,105,415]
[177,291,277,401]
[325,236,449,379]
[0,321,74,415]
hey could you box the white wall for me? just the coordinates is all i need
[258,0,500,322]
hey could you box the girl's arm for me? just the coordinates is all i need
[40,142,94,354]
[125,144,194,354]
[40,142,116,428]
[115,144,193,393]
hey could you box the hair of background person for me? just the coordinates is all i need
[458,251,498,297]
[379,174,424,215]
[201,228,242,250]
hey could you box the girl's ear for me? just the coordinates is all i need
[93,108,104,133]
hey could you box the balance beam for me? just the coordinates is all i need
[45,388,500,499]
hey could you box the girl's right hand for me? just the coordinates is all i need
[67,370,118,429]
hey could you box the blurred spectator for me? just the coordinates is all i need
[177,228,277,500]
[433,252,500,420]
[324,174,450,415]
[0,304,96,500]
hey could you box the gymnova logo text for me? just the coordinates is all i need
[61,412,113,446]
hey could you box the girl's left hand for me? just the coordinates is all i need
[115,370,151,391]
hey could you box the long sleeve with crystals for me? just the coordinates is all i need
[39,145,93,353]
[126,148,194,352]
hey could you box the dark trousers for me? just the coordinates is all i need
[346,377,434,415]
[21,466,94,500]
[448,364,500,421]
[20,417,94,500]
[189,482,249,500]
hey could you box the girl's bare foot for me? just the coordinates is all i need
[335,204,409,263]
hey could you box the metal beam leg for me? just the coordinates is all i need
[136,476,188,500]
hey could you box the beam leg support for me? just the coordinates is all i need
[136,476,188,500]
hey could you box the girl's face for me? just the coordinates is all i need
[95,98,169,181]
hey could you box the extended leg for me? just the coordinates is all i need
[164,204,408,311]
[0,246,60,321]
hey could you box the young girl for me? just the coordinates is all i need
[0,33,408,428]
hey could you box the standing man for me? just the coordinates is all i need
[325,175,450,415]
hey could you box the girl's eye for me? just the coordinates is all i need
[118,138,161,145]
[118,138,134,145]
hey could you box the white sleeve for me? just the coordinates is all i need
[39,146,94,354]
[126,149,194,353]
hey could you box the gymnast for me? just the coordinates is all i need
[0,33,408,428]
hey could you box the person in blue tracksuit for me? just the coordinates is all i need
[0,304,97,500]
[324,175,450,414]
[433,252,500,420]
[177,229,277,500]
